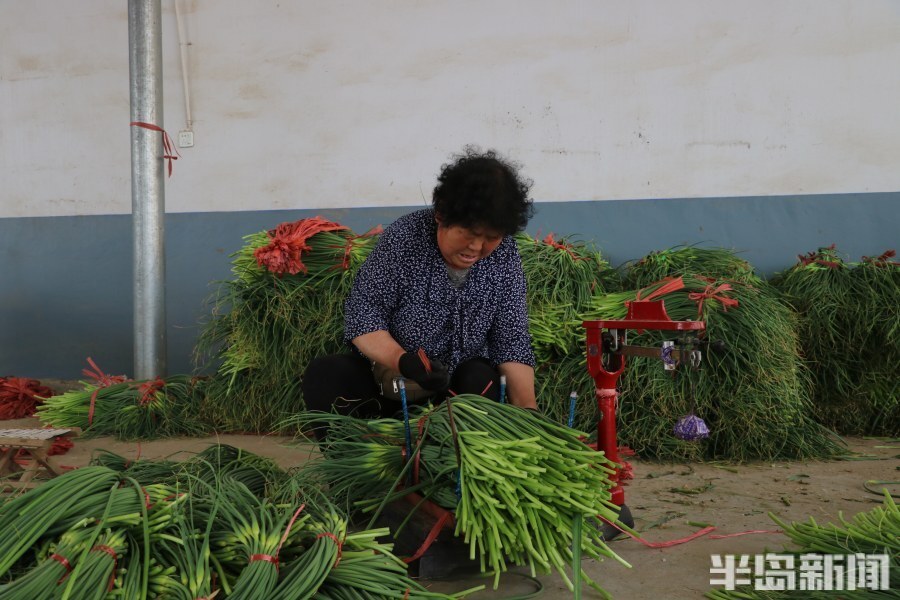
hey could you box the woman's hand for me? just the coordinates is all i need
[353,331,449,390]
[399,351,449,390]
[498,362,537,409]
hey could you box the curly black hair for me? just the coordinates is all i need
[432,146,534,235]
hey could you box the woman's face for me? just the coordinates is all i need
[435,218,503,269]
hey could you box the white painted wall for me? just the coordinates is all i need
[2,0,900,218]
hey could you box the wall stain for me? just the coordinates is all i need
[224,110,258,119]
[238,83,267,101]
[687,140,752,149]
[283,42,329,72]
[17,56,43,71]
[264,179,289,196]
[539,148,602,157]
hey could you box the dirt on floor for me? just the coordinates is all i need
[2,412,897,600]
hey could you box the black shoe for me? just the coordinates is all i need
[370,499,479,579]
[599,503,634,541]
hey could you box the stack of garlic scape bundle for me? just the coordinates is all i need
[282,395,630,596]
[196,217,380,433]
[772,246,899,436]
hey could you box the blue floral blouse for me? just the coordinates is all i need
[343,209,535,373]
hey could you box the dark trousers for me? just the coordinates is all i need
[302,353,500,438]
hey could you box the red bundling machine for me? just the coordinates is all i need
[585,298,712,536]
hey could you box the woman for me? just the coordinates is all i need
[302,147,537,429]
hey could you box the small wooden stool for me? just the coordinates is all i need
[0,428,81,490]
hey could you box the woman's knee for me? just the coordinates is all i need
[449,358,500,400]
[302,353,376,412]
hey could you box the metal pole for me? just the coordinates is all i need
[128,0,166,379]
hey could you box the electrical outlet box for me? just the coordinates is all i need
[178,130,194,148]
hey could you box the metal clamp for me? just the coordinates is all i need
[689,350,702,369]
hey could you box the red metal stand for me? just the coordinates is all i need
[584,299,705,511]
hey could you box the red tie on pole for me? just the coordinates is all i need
[129,121,179,176]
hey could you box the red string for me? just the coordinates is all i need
[862,249,900,267]
[362,225,384,237]
[798,255,842,268]
[603,520,783,547]
[92,545,117,558]
[338,226,384,270]
[87,389,100,426]
[687,283,739,317]
[276,504,307,558]
[249,554,278,569]
[797,245,842,269]
[316,532,344,567]
[617,446,635,482]
[417,348,432,374]
[50,553,73,584]
[91,545,118,591]
[709,530,782,539]
[82,357,129,426]
[0,377,55,419]
[47,435,74,456]
[601,519,716,548]
[402,510,454,563]
[254,217,349,275]
[134,377,165,406]
[339,240,354,271]
[82,357,128,385]
[541,233,588,261]
[129,121,180,177]
[635,276,685,301]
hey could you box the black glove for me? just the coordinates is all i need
[399,351,449,391]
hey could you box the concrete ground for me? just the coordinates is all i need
[2,413,897,599]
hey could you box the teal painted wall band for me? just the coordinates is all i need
[1,192,897,378]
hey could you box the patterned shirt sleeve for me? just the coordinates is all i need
[342,222,404,344]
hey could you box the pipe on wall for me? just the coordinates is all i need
[128,0,167,379]
[174,0,193,131]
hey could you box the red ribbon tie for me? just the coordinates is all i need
[688,283,739,317]
[129,121,180,177]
